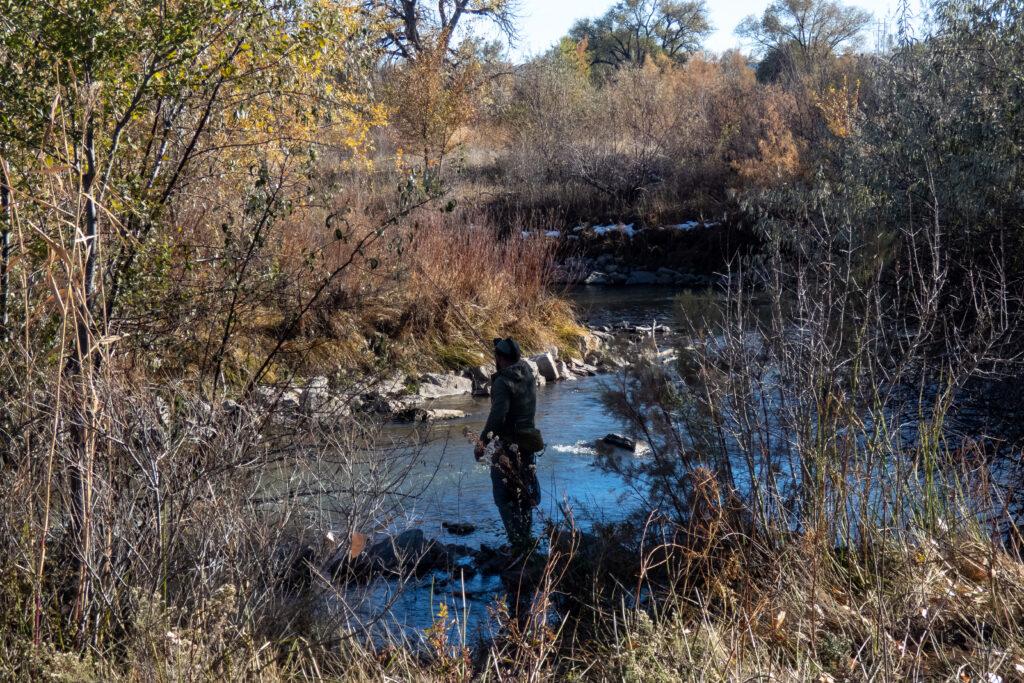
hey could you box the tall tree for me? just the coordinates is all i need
[736,0,871,79]
[569,0,711,74]
[367,0,518,59]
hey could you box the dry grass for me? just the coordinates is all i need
[387,211,585,368]
[9,511,1021,682]
[122,178,583,385]
[584,525,1024,682]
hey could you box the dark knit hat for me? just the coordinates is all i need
[493,337,522,361]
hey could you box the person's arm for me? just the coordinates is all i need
[479,377,510,445]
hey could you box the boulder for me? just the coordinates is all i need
[417,373,473,399]
[523,359,546,387]
[676,273,714,288]
[278,392,300,413]
[363,394,422,416]
[531,353,560,382]
[572,331,604,356]
[254,386,277,409]
[361,529,450,574]
[655,272,677,285]
[368,372,407,396]
[256,387,301,414]
[472,544,509,575]
[634,323,672,336]
[600,355,627,370]
[465,364,495,396]
[301,376,349,418]
[555,360,577,381]
[625,270,658,286]
[220,399,242,419]
[570,359,598,377]
[394,406,466,422]
[155,396,173,427]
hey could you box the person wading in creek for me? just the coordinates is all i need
[475,337,544,554]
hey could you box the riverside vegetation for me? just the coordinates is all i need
[2,0,1024,680]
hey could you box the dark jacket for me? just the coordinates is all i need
[480,360,537,445]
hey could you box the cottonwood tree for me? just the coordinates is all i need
[737,0,871,81]
[569,0,711,75]
[367,0,519,59]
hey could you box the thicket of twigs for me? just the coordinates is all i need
[1,0,1024,680]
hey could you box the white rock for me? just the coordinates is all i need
[530,353,560,382]
[279,391,301,413]
[417,373,473,399]
[301,376,331,411]
[524,358,546,386]
[376,373,408,395]
[555,359,577,380]
[423,409,466,421]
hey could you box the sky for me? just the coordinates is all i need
[506,0,902,61]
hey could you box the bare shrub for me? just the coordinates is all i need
[488,54,804,225]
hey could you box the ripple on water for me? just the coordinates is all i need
[550,440,598,456]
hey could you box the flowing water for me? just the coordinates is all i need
[383,287,682,545]
[343,287,683,642]
[341,285,1024,643]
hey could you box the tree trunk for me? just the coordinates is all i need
[0,157,10,340]
[66,113,99,637]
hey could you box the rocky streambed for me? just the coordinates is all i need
[247,319,677,430]
[534,220,750,289]
[293,286,690,641]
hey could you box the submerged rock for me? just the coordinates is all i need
[394,406,466,422]
[442,521,477,536]
[363,393,423,416]
[601,433,637,452]
[424,409,466,421]
[419,408,465,422]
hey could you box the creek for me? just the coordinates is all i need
[338,287,684,643]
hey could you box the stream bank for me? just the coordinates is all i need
[310,286,690,641]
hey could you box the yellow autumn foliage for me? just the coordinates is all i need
[814,75,861,139]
